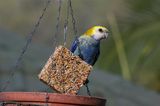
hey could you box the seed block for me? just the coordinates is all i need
[38,45,92,95]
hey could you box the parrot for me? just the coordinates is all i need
[70,26,109,66]
[70,26,109,95]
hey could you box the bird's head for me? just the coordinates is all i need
[84,26,109,41]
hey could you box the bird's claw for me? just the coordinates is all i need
[84,79,89,85]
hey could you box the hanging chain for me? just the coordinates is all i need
[63,0,70,46]
[53,0,62,48]
[85,83,91,96]
[0,0,51,91]
[69,0,91,96]
[45,92,49,106]
[49,0,62,89]
[15,0,51,69]
[69,0,77,37]
[69,0,80,50]
[45,1,62,106]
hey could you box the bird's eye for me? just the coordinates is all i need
[98,28,103,33]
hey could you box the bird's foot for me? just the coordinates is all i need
[84,79,91,96]
[84,79,89,85]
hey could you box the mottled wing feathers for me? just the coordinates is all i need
[70,36,100,66]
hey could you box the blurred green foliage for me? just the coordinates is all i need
[0,0,160,92]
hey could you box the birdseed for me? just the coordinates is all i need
[38,45,92,95]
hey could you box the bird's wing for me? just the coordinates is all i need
[70,38,79,53]
[92,50,100,65]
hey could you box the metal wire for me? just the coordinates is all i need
[69,0,77,37]
[0,0,51,92]
[69,0,91,96]
[53,0,62,48]
[85,82,91,96]
[44,1,62,105]
[45,92,49,106]
[49,0,62,88]
[63,0,70,46]
[45,0,62,105]
[69,0,80,53]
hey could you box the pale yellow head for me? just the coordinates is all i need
[84,26,109,40]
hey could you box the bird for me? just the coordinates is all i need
[70,26,109,95]
[70,26,109,66]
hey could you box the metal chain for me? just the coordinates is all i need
[63,0,70,46]
[69,0,80,51]
[0,0,51,91]
[69,0,77,37]
[85,83,91,96]
[44,0,62,105]
[48,0,62,90]
[53,0,62,48]
[69,0,92,96]
[45,92,49,106]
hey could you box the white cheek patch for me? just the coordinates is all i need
[93,32,109,40]
[93,34,102,40]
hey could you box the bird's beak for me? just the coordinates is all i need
[104,32,109,39]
